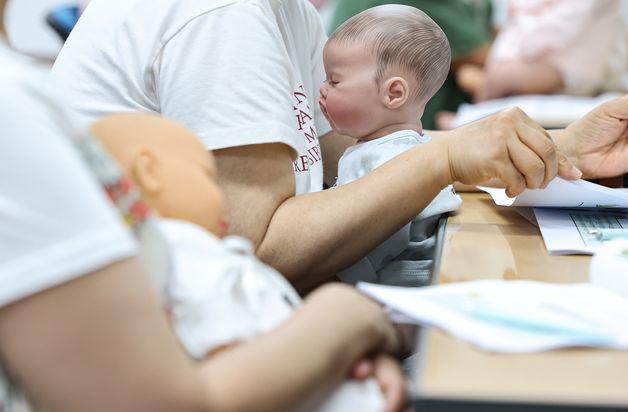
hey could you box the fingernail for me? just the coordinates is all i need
[572,165,583,179]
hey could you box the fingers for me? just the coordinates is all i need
[598,94,628,120]
[373,355,407,412]
[513,113,582,183]
[556,150,583,180]
[349,359,374,380]
[514,121,557,186]
[505,135,546,191]
[447,106,581,195]
[499,164,526,198]
[498,107,581,195]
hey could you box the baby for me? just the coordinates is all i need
[92,113,386,412]
[319,5,462,285]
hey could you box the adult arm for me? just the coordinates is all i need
[320,130,356,186]
[0,258,208,412]
[0,263,400,412]
[199,283,401,411]
[216,108,580,291]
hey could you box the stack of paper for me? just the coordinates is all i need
[358,280,628,353]
[480,179,628,254]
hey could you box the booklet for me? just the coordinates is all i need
[533,207,628,254]
[480,179,628,254]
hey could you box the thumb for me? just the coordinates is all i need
[557,150,582,181]
[599,94,628,120]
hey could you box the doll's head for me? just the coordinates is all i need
[91,113,229,238]
[319,4,450,140]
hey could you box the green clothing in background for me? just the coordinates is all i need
[329,0,493,130]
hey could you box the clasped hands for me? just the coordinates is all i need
[443,106,581,197]
[441,94,628,196]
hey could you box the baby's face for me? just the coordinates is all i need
[319,41,382,139]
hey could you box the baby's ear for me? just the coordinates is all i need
[130,148,163,195]
[381,76,409,109]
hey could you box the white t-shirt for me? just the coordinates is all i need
[0,38,137,410]
[51,0,331,194]
[159,218,384,412]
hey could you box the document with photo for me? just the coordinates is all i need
[533,208,628,255]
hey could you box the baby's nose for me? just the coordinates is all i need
[319,83,328,99]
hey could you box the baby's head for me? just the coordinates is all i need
[319,4,450,140]
[91,113,229,238]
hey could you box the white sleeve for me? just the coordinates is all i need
[0,84,137,308]
[303,1,332,139]
[154,3,300,154]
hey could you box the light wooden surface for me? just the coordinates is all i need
[412,193,628,407]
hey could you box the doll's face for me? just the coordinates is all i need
[319,41,382,139]
[156,141,229,238]
[92,114,229,237]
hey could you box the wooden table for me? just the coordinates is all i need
[411,193,628,410]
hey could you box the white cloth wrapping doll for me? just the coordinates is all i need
[158,218,385,412]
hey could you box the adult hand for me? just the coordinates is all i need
[557,94,628,179]
[443,107,581,197]
[349,355,407,412]
[306,284,401,356]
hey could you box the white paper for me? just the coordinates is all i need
[358,280,628,353]
[480,178,628,208]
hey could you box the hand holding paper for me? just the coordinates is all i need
[480,178,628,208]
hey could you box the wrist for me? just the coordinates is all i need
[304,284,397,356]
[427,135,455,188]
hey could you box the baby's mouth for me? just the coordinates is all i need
[319,100,330,122]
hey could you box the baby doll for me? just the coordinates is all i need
[319,5,462,285]
[91,113,386,412]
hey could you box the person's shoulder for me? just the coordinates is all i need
[71,0,273,38]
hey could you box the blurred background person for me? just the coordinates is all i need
[457,0,627,103]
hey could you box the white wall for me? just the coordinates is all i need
[5,0,69,57]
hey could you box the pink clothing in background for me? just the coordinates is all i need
[489,0,627,96]
[309,0,329,10]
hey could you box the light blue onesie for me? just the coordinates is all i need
[336,129,462,286]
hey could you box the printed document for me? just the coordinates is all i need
[358,280,628,353]
[480,179,628,254]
